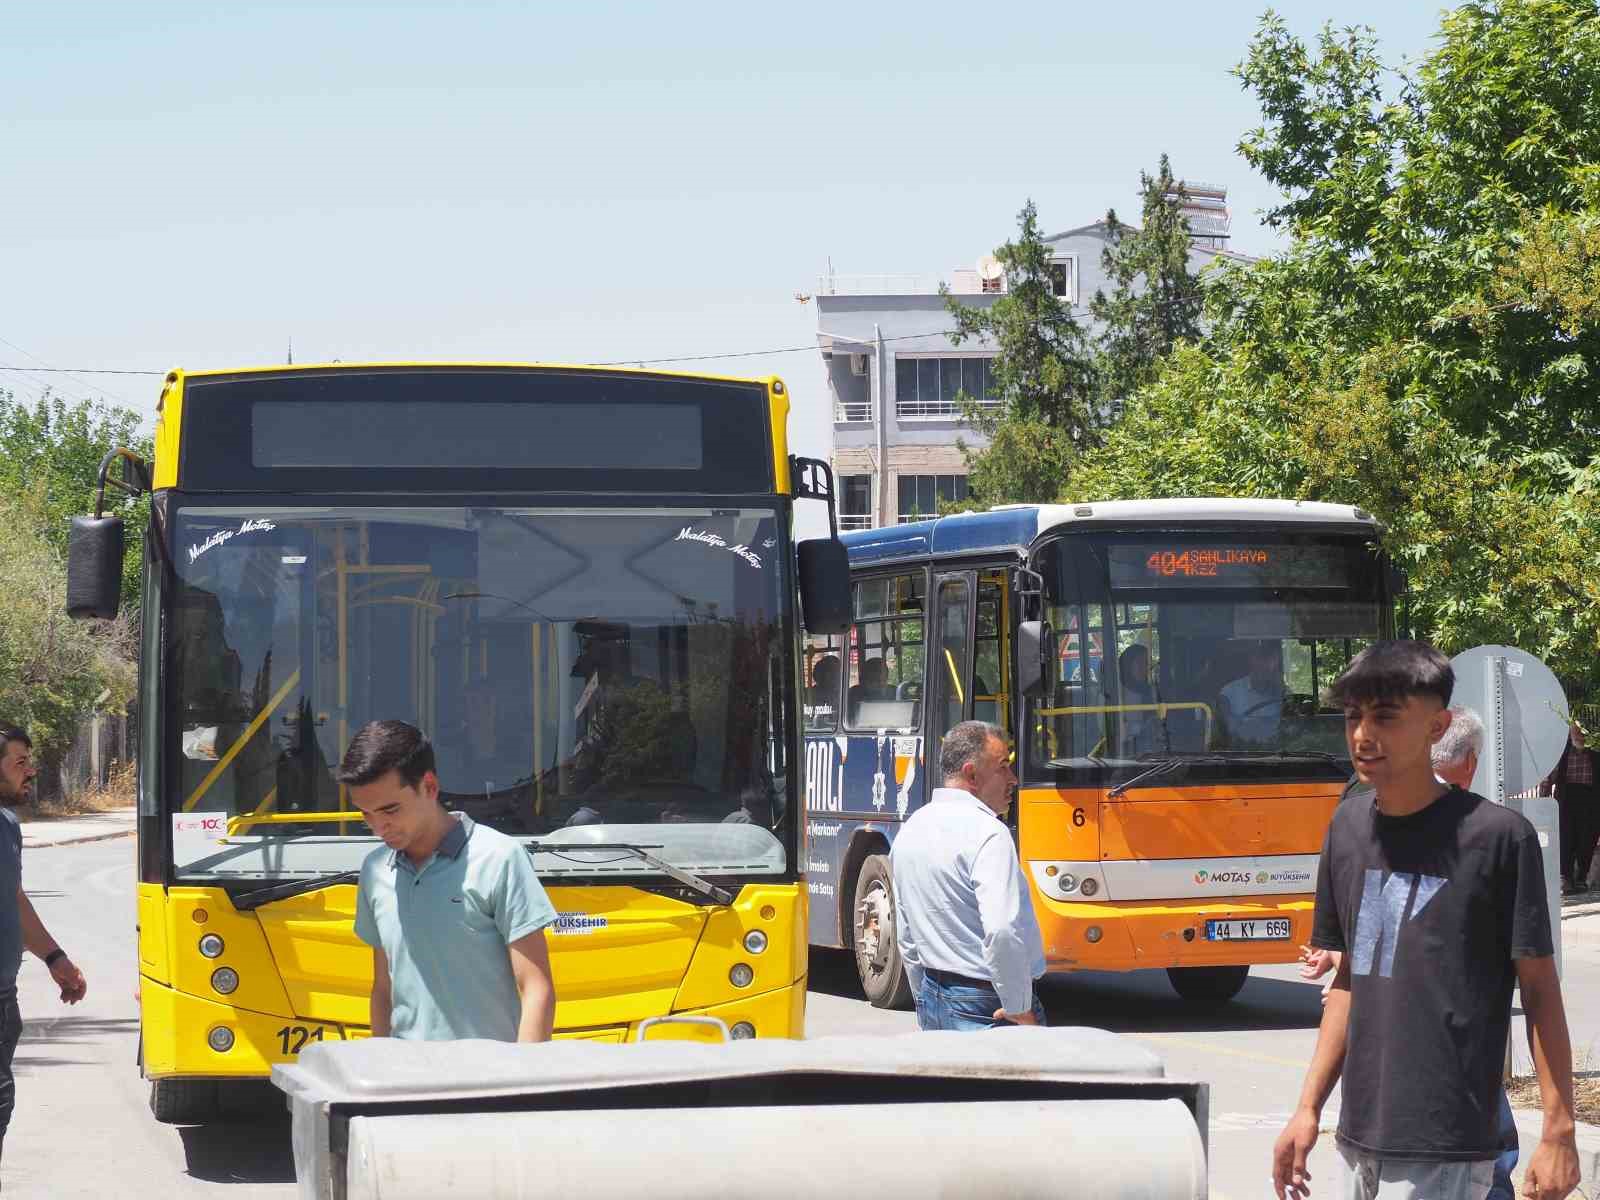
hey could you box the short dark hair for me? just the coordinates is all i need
[0,724,31,755]
[1330,641,1453,710]
[336,721,436,789]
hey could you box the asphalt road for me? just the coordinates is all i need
[8,836,1598,1199]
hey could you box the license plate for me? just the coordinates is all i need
[1205,918,1291,941]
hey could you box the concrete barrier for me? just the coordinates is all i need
[273,1026,1208,1200]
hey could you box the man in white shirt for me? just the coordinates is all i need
[890,721,1046,1030]
[1219,640,1285,747]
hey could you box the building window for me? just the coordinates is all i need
[1048,258,1077,304]
[839,474,873,531]
[894,357,998,419]
[897,474,968,523]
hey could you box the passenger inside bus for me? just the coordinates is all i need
[847,657,893,722]
[1218,640,1285,747]
[1117,644,1159,757]
[807,655,841,729]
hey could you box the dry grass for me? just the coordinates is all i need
[1507,1063,1600,1127]
[32,760,136,820]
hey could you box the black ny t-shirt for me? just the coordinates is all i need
[1311,786,1552,1160]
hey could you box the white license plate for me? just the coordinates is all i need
[1205,918,1291,941]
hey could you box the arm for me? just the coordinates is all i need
[1515,956,1580,1199]
[971,834,1038,1023]
[1272,951,1351,1199]
[369,946,392,1037]
[507,930,555,1043]
[890,856,925,1000]
[18,886,85,1003]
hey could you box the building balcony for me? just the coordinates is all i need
[838,514,873,531]
[834,402,871,423]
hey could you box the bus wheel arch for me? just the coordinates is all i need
[1166,964,1250,1009]
[844,838,914,1011]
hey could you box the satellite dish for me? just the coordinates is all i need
[976,255,1004,281]
[1449,645,1570,798]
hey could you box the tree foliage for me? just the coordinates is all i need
[942,200,1100,504]
[0,389,152,609]
[1069,0,1600,691]
[1091,154,1208,412]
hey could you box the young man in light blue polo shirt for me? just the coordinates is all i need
[341,721,558,1042]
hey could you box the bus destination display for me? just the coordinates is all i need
[1107,543,1356,589]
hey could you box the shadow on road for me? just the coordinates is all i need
[808,947,1325,1034]
[177,1082,296,1185]
[15,1015,137,1070]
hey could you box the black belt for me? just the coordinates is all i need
[924,966,995,990]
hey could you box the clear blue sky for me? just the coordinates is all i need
[3,1,1449,474]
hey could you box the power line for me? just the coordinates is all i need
[0,365,164,376]
[0,334,141,405]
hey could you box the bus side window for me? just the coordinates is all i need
[1030,542,1110,768]
[974,575,1008,731]
[845,573,924,733]
[803,632,842,731]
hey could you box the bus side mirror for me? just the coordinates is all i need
[1017,620,1053,699]
[67,516,126,621]
[797,538,850,635]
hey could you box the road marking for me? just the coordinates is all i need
[1135,1033,1309,1070]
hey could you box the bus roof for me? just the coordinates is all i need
[840,499,1381,567]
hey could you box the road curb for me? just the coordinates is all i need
[22,828,135,849]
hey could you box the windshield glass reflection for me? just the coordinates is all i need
[1028,533,1385,785]
[167,507,790,880]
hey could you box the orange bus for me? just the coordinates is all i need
[801,500,1397,1008]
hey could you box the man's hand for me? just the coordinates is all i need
[993,1006,1039,1026]
[49,955,85,1004]
[1298,945,1335,981]
[1272,1108,1319,1199]
[1521,1134,1579,1199]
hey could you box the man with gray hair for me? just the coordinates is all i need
[889,721,1045,1031]
[1432,704,1484,790]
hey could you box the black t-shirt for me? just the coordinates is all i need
[1311,786,1552,1160]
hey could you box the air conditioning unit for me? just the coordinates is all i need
[850,354,869,377]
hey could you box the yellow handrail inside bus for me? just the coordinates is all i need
[228,810,372,834]
[1035,701,1215,748]
[183,670,303,811]
[944,648,964,705]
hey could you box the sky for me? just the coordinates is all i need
[3,0,1451,478]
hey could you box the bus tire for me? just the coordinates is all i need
[851,854,913,1011]
[1166,965,1250,1009]
[150,1077,219,1125]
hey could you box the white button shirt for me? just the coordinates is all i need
[889,787,1045,1015]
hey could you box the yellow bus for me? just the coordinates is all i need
[801,500,1397,1009]
[67,364,848,1122]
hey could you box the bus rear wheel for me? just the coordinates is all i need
[1166,965,1250,1009]
[150,1078,220,1125]
[852,854,913,1011]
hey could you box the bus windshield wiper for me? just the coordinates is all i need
[1209,750,1347,763]
[232,870,361,911]
[1107,754,1232,798]
[527,841,734,906]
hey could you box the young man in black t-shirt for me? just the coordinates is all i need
[1272,642,1579,1200]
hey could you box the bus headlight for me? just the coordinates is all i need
[1079,877,1099,897]
[207,1026,235,1053]
[729,963,754,988]
[743,930,768,954]
[198,934,225,959]
[1057,874,1077,893]
[730,1022,756,1039]
[211,967,240,995]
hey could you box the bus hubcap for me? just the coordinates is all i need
[856,882,893,973]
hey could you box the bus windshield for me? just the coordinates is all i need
[1027,530,1386,785]
[167,504,791,883]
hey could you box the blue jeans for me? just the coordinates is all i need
[1489,1089,1518,1200]
[914,973,1046,1031]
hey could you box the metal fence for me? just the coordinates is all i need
[39,710,135,806]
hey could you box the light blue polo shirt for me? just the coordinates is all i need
[354,813,556,1041]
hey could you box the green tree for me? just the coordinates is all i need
[1068,1,1600,691]
[942,199,1100,505]
[0,388,152,610]
[1091,154,1208,414]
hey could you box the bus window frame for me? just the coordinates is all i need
[842,567,928,735]
[152,488,806,892]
